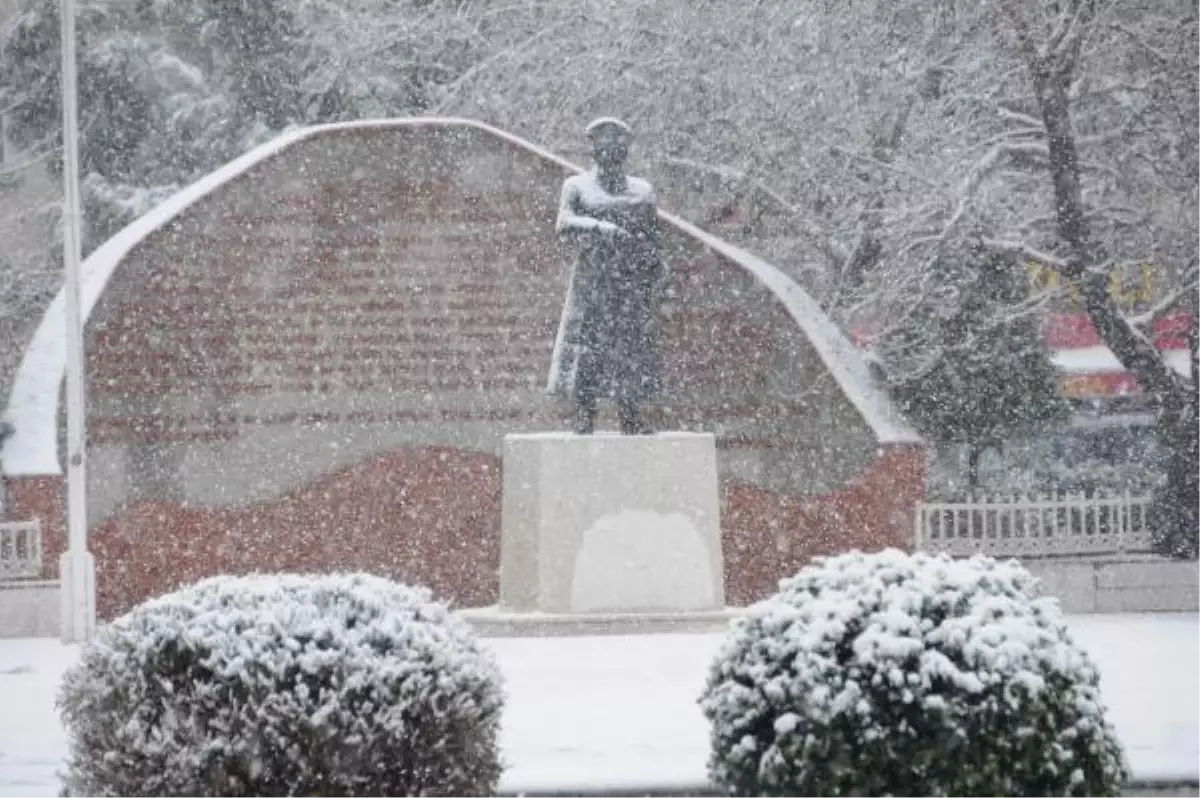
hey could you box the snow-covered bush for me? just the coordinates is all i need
[58,573,505,797]
[700,549,1129,797]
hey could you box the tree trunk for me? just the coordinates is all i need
[1157,299,1200,559]
[1033,70,1197,558]
[1155,392,1200,559]
[1037,76,1180,398]
[966,444,981,491]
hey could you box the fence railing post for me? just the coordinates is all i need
[913,492,1154,559]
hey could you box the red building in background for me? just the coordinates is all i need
[1047,308,1194,402]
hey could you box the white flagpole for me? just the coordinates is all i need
[59,0,96,643]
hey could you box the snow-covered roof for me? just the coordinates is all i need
[1,117,918,477]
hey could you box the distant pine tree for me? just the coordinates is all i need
[883,236,1068,489]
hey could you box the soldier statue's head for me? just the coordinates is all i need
[586,117,631,173]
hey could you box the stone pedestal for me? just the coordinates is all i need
[462,432,733,635]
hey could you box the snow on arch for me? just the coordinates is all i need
[0,117,918,477]
[666,219,920,445]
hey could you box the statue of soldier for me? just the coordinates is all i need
[547,117,666,435]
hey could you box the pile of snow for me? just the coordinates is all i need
[57,573,505,797]
[699,550,1129,796]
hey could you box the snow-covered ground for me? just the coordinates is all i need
[0,613,1195,795]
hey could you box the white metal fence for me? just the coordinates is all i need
[916,491,1154,558]
[0,520,42,579]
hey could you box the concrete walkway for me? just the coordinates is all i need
[0,613,1195,796]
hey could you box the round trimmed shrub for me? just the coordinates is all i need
[700,549,1129,797]
[58,573,505,797]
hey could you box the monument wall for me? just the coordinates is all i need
[2,119,923,618]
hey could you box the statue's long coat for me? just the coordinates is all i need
[547,171,666,402]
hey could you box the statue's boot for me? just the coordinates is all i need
[574,396,597,435]
[618,399,653,435]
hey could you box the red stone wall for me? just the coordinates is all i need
[84,447,501,620]
[8,442,923,617]
[721,442,925,604]
[5,121,924,619]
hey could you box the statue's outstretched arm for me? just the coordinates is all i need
[556,180,621,242]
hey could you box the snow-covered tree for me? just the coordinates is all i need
[4,0,1192,314]
[701,549,1129,796]
[58,573,506,797]
[991,0,1198,557]
[0,0,484,247]
[882,235,1067,487]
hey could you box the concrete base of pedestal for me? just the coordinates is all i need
[498,431,725,616]
[457,605,742,637]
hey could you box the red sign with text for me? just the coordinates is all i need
[1043,309,1194,350]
